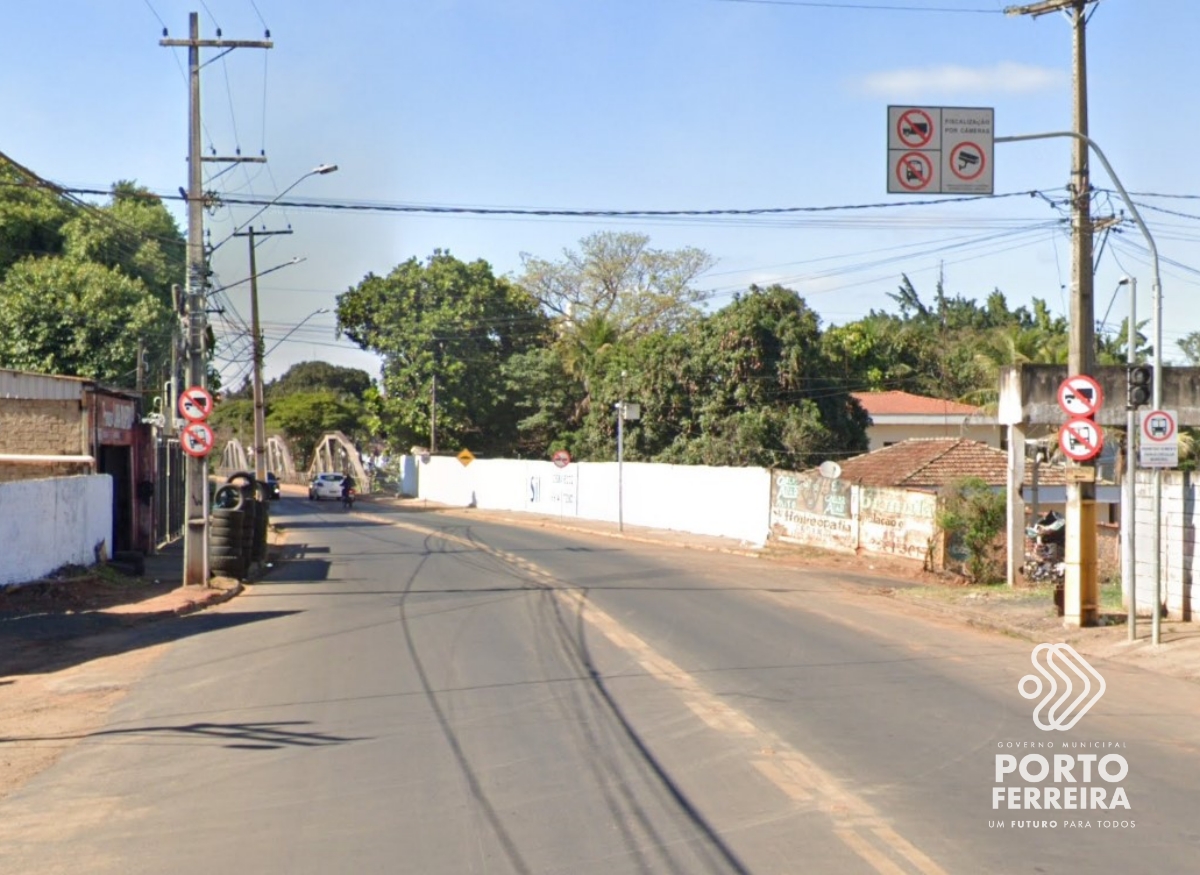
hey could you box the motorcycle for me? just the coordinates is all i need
[341,486,355,510]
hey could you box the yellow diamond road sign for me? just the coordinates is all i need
[457,448,475,467]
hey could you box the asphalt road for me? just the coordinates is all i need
[3,498,1200,874]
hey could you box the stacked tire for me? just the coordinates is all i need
[209,505,249,580]
[209,471,269,579]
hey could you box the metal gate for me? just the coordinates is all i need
[155,437,186,546]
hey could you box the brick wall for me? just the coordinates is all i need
[0,399,83,456]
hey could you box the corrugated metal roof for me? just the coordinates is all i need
[0,369,90,401]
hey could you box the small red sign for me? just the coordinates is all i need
[1057,375,1103,419]
[1059,418,1104,462]
[181,421,215,458]
[949,141,986,181]
[897,108,934,149]
[552,449,571,469]
[895,151,934,192]
[179,385,214,423]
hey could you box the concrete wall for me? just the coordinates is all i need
[416,456,771,545]
[768,471,938,563]
[1134,470,1198,620]
[0,475,112,588]
[0,397,88,482]
[868,422,1000,451]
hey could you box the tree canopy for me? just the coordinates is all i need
[0,162,185,388]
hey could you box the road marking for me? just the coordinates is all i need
[357,511,949,875]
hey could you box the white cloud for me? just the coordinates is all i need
[856,62,1066,98]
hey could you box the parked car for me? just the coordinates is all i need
[265,472,281,501]
[308,472,346,500]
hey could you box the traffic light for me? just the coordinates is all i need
[1127,364,1153,408]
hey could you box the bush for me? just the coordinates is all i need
[938,477,1006,584]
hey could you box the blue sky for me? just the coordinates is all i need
[4,0,1198,386]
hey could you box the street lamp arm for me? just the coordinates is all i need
[262,307,332,358]
[210,163,338,253]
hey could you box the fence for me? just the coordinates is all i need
[0,474,112,588]
[767,470,939,565]
[415,455,771,546]
[412,455,945,559]
[155,438,186,546]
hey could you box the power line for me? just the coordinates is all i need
[703,0,1001,11]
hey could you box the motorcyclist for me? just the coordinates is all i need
[340,473,356,506]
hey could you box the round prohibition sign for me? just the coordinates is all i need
[897,108,934,148]
[181,421,215,458]
[949,141,986,181]
[1059,417,1104,462]
[1057,375,1104,418]
[895,151,934,192]
[179,385,214,423]
[1142,410,1176,443]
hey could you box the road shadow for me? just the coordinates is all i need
[0,609,300,679]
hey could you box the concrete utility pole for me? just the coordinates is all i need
[161,14,272,586]
[233,226,292,483]
[1005,0,1098,626]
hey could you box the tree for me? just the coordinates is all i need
[0,257,172,385]
[266,391,363,468]
[1179,331,1200,366]
[60,182,185,307]
[0,157,72,278]
[518,231,714,337]
[338,250,550,455]
[266,361,373,401]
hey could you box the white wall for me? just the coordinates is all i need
[0,475,112,588]
[417,456,771,545]
[1134,470,1199,618]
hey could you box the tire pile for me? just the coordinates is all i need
[209,471,270,580]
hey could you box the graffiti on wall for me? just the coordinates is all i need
[857,486,937,562]
[769,471,857,552]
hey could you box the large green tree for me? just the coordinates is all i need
[338,250,550,455]
[0,257,172,385]
[0,167,185,387]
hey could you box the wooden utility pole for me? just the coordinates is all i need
[161,14,272,586]
[1006,0,1098,625]
[233,226,292,482]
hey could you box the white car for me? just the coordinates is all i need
[308,472,346,500]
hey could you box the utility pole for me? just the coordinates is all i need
[233,226,292,482]
[1006,0,1098,626]
[430,373,437,454]
[162,14,272,586]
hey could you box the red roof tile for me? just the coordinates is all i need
[851,390,983,417]
[831,438,1065,489]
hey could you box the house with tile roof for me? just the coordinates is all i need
[834,437,1064,491]
[851,390,1000,451]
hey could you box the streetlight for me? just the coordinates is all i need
[263,307,331,358]
[232,163,339,483]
